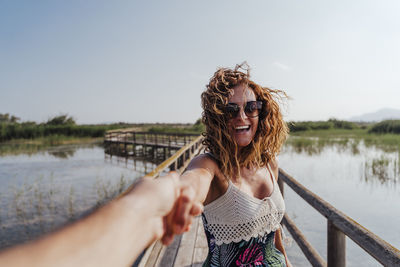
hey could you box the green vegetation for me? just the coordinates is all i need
[0,113,141,143]
[368,120,400,134]
[0,113,206,144]
[286,119,400,153]
[288,118,359,132]
[148,118,204,134]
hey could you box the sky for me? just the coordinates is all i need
[1,0,400,124]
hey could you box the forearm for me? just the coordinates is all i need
[0,193,159,267]
[181,169,213,204]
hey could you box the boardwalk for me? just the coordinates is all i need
[138,216,208,267]
[104,131,199,162]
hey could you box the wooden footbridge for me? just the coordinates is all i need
[106,131,400,267]
[104,131,199,166]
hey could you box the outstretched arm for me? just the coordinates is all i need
[162,154,217,238]
[0,172,203,267]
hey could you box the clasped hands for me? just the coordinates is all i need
[128,172,203,246]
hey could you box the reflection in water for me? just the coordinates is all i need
[104,154,159,174]
[0,144,146,249]
[47,149,76,159]
[364,156,399,187]
[0,173,133,249]
[283,137,400,187]
[0,142,102,158]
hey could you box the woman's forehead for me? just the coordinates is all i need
[228,84,256,103]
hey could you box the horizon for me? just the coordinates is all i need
[1,1,400,124]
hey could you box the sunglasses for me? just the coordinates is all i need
[225,101,263,119]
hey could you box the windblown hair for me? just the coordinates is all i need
[201,63,288,179]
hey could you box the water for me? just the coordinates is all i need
[0,143,156,249]
[279,139,400,266]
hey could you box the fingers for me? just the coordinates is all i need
[159,174,204,245]
[172,186,195,234]
[189,202,204,217]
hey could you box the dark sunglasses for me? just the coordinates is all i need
[225,101,263,119]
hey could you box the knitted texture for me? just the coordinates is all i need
[202,176,285,246]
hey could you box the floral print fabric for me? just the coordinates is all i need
[202,214,286,267]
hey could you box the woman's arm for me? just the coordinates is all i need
[163,154,217,236]
[0,172,202,267]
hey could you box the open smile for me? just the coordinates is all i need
[234,125,251,133]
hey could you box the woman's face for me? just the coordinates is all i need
[227,84,259,148]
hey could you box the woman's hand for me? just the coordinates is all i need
[159,173,204,245]
[128,172,203,245]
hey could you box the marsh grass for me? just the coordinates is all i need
[0,172,134,249]
[288,129,400,153]
[364,155,399,186]
[285,133,400,187]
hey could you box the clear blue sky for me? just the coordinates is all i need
[1,0,399,124]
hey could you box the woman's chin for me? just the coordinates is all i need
[235,139,252,148]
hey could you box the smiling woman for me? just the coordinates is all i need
[172,63,291,266]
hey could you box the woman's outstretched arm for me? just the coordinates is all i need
[162,154,217,236]
[0,172,203,267]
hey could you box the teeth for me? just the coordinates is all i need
[235,125,249,130]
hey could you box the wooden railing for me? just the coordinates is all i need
[118,135,203,201]
[104,131,199,148]
[278,169,400,267]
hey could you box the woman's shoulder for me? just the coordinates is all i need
[187,153,220,173]
[268,158,279,181]
[187,153,222,181]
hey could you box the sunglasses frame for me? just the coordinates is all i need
[225,100,263,119]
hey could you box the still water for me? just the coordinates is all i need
[0,143,155,249]
[0,140,399,266]
[279,139,400,266]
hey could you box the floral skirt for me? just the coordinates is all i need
[202,229,286,267]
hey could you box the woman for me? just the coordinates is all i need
[180,63,291,266]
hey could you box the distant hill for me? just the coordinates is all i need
[349,108,400,122]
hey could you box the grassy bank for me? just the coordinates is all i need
[0,136,103,156]
[287,128,400,152]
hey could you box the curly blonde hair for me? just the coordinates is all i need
[201,63,288,179]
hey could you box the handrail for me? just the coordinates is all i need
[105,130,199,137]
[146,135,203,178]
[117,135,203,200]
[278,169,400,266]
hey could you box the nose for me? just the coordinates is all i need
[236,106,248,120]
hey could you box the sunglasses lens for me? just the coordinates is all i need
[225,101,262,118]
[244,101,262,117]
[225,104,239,118]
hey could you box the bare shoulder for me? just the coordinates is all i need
[269,158,279,181]
[186,154,220,177]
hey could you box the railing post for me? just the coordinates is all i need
[328,220,346,267]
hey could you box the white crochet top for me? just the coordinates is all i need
[202,166,285,245]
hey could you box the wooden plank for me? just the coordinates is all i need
[192,218,208,266]
[136,242,155,267]
[144,241,164,267]
[156,234,182,267]
[279,169,400,266]
[173,216,199,266]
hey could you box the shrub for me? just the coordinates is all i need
[369,120,400,134]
